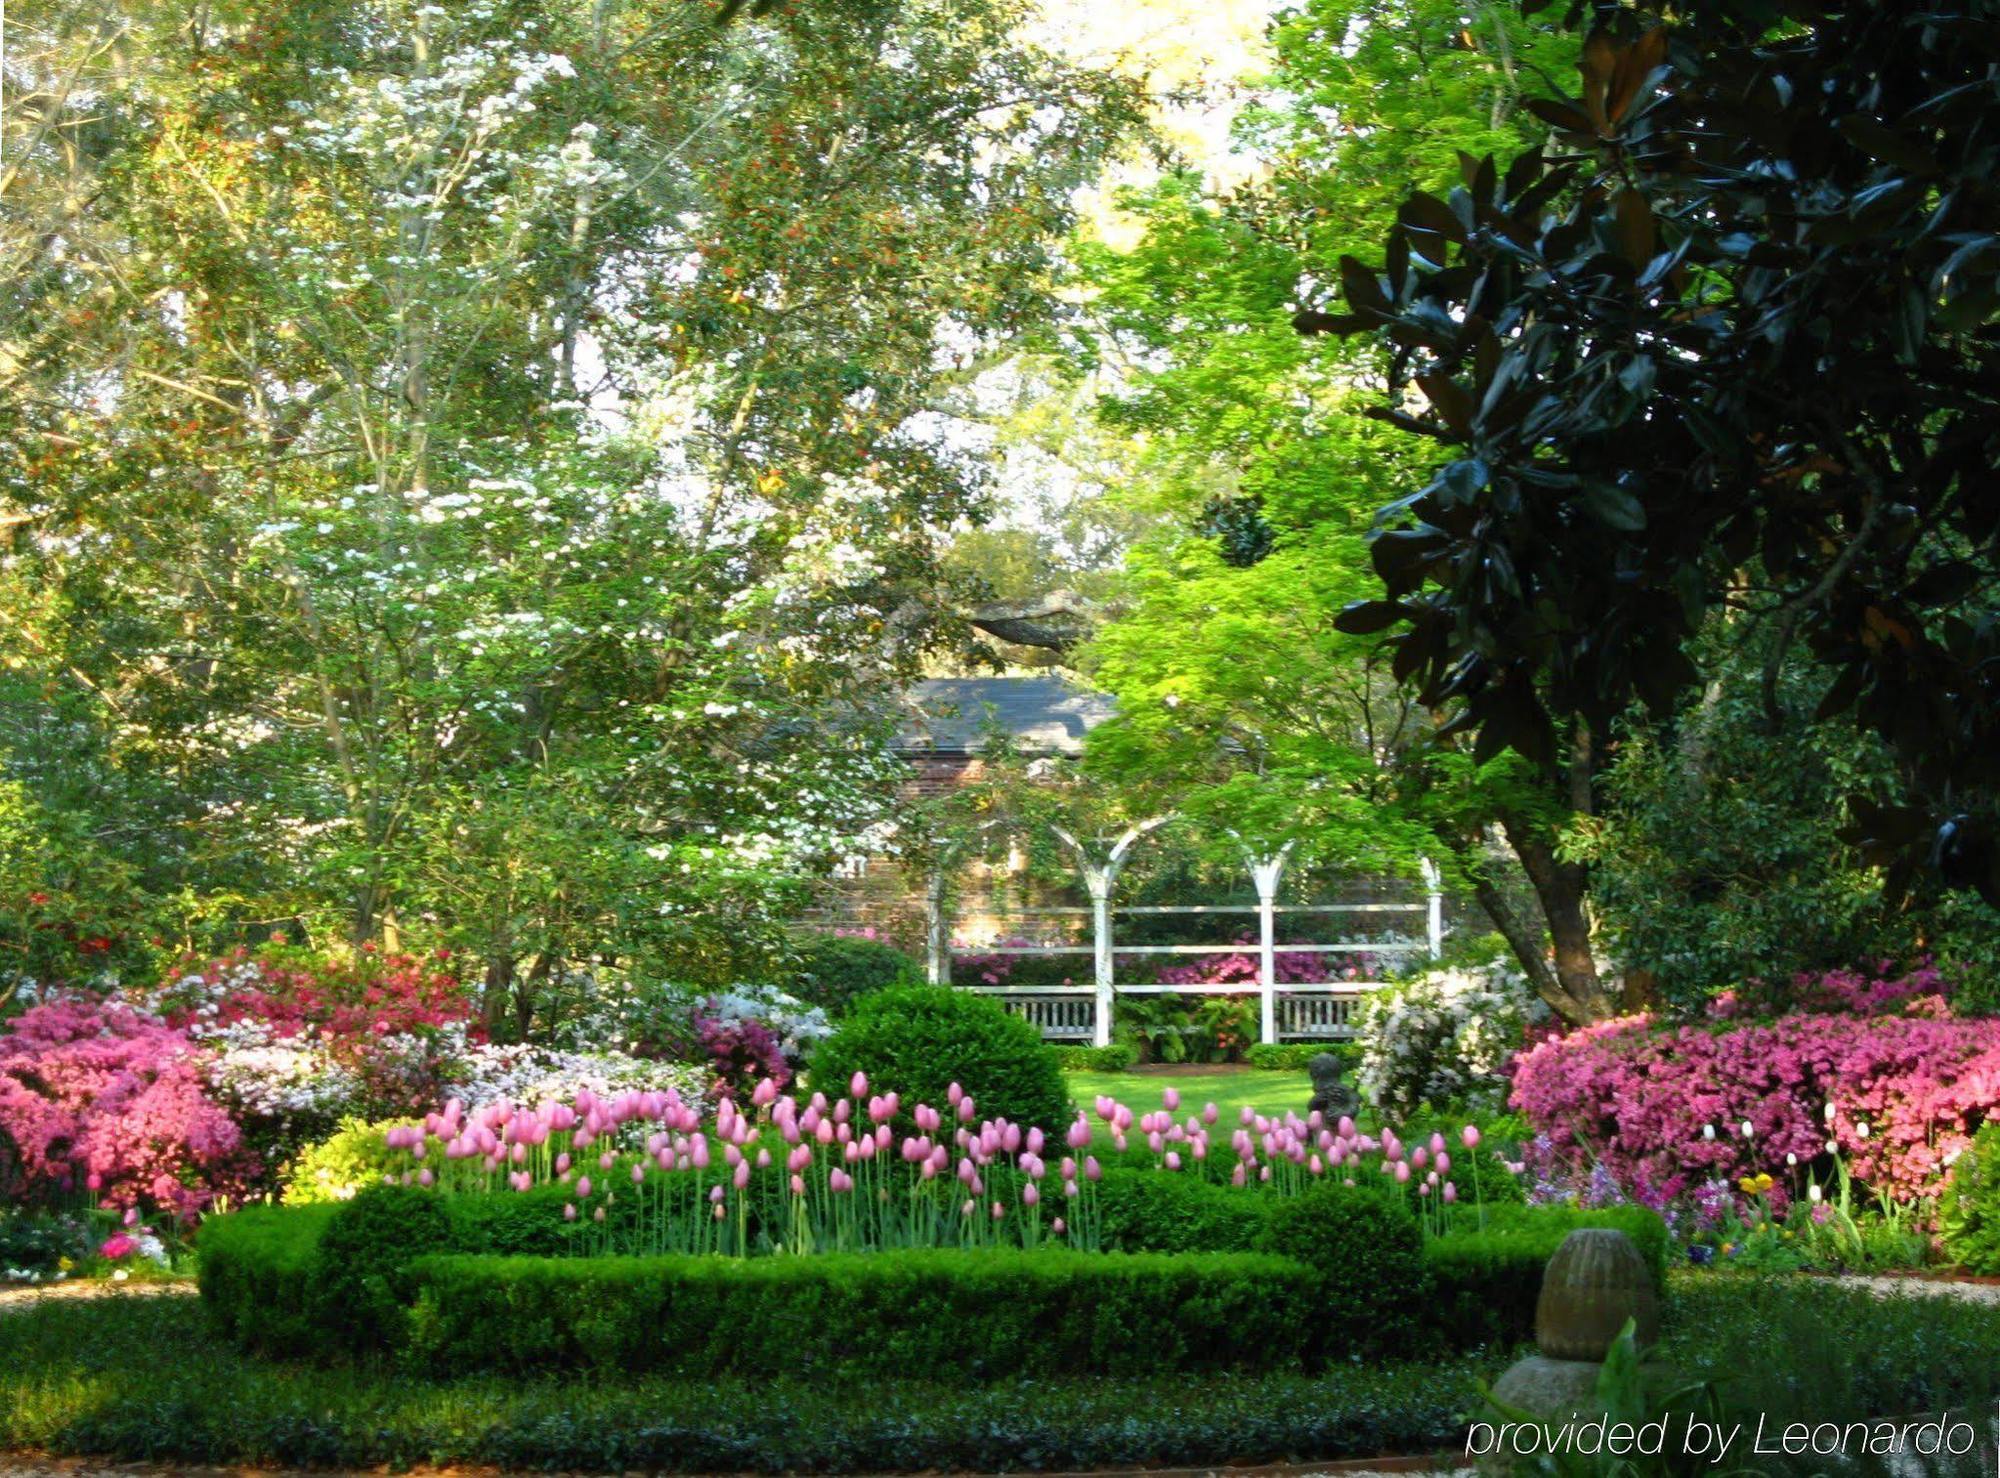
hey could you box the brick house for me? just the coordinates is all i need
[811,675,1115,945]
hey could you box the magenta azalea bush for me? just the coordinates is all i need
[0,996,255,1218]
[1512,1008,2000,1205]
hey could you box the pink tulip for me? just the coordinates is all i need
[1163,1087,1180,1110]
[1083,1156,1102,1182]
[1202,1102,1218,1124]
[709,1183,725,1203]
[1023,1183,1040,1207]
[1443,1182,1458,1203]
[1437,1151,1451,1174]
[756,1147,772,1169]
[752,1077,778,1108]
[1430,1132,1447,1155]
[1461,1124,1481,1149]
[1052,1217,1066,1236]
[576,1175,592,1198]
[947,1081,964,1106]
[790,1173,806,1196]
[1393,1161,1410,1184]
[713,1202,726,1221]
[1338,1115,1356,1137]
[1418,1182,1431,1197]
[733,1160,751,1189]
[418,1168,435,1187]
[563,1202,577,1222]
[1412,1146,1428,1168]
[598,1151,615,1171]
[630,1163,645,1184]
[991,1201,1005,1221]
[957,1097,976,1122]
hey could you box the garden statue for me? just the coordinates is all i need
[1306,1051,1360,1122]
[1488,1229,1664,1427]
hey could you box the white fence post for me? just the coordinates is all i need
[1052,817,1171,1050]
[1420,856,1443,959]
[1245,844,1293,1046]
[925,866,951,986]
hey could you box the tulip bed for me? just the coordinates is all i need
[194,1072,1667,1377]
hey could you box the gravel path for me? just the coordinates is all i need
[0,1279,195,1313]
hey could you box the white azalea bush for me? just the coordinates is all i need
[1355,953,1544,1118]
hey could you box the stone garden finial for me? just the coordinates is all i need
[1306,1051,1360,1122]
[1489,1228,1660,1419]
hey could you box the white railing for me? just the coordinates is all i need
[938,827,1441,1047]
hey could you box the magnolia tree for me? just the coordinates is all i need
[0,0,1144,1010]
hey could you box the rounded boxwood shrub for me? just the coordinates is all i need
[1259,1182,1426,1358]
[791,933,922,1017]
[809,985,1068,1131]
[316,1185,455,1351]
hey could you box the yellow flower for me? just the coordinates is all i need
[1737,1173,1774,1195]
[57,1256,74,1272]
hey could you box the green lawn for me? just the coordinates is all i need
[1063,1065,1312,1136]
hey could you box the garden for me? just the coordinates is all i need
[8,0,2000,1472]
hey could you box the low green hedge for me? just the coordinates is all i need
[198,1203,336,1357]
[403,1247,1311,1378]
[1054,1041,1140,1071]
[1245,1042,1354,1071]
[200,1182,1667,1370]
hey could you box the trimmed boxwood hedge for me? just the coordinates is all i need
[199,1182,1668,1370]
[403,1247,1312,1378]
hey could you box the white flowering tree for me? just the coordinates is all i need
[0,0,1144,1016]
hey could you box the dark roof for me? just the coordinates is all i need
[896,676,1116,756]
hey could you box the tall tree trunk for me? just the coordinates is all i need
[1503,817,1617,1023]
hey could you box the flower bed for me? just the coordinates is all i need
[1512,1008,2000,1207]
[195,1068,1664,1374]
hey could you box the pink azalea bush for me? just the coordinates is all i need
[1155,941,1393,988]
[1706,960,1953,1020]
[1512,1009,2000,1205]
[0,995,255,1218]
